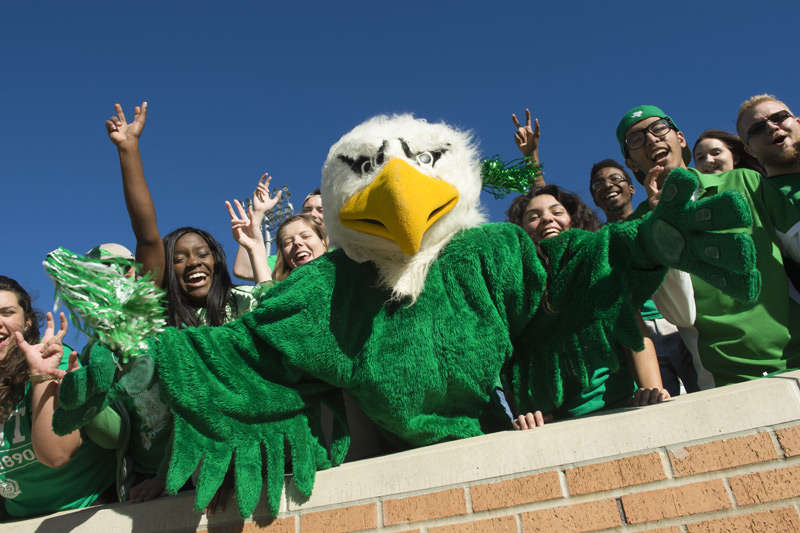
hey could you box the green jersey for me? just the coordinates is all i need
[0,352,115,518]
[633,168,800,387]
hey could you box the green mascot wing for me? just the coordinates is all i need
[154,319,345,517]
[508,168,760,416]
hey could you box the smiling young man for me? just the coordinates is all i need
[614,105,800,388]
[737,95,800,204]
[589,159,636,222]
[588,159,698,396]
[737,95,800,291]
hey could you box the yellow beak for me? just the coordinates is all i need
[338,158,459,255]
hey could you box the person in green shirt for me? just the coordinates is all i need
[736,94,800,291]
[0,276,115,519]
[617,104,800,388]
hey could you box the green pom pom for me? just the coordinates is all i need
[43,247,167,364]
[481,156,543,199]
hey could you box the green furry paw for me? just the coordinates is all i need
[641,168,761,303]
[53,343,118,435]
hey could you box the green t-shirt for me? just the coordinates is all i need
[639,299,662,321]
[633,168,800,386]
[767,173,800,206]
[766,173,800,290]
[1,352,116,518]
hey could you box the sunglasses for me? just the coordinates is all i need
[745,110,794,144]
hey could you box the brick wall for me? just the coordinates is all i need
[7,371,800,532]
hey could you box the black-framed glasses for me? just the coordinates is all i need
[590,174,627,193]
[624,118,673,151]
[745,110,794,144]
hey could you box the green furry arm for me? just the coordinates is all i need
[638,168,760,303]
[154,321,345,518]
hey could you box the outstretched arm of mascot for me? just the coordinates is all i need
[52,275,350,519]
[508,168,759,416]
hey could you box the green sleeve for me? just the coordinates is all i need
[508,221,666,416]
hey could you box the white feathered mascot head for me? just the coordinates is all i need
[321,114,487,303]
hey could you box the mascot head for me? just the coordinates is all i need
[322,114,486,302]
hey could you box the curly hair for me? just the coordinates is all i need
[162,227,233,328]
[272,214,327,282]
[693,129,766,175]
[0,276,42,422]
[505,185,600,312]
[518,185,601,233]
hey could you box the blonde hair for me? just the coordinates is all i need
[272,214,327,282]
[736,94,794,139]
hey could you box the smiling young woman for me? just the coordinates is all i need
[0,276,116,519]
[272,214,328,282]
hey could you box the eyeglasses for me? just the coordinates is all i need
[624,118,673,151]
[590,174,627,193]
[745,110,794,144]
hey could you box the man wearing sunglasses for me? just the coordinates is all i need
[737,95,800,205]
[613,105,800,390]
[737,95,800,292]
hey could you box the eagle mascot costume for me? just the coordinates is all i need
[51,114,758,518]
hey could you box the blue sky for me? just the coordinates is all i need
[3,1,798,347]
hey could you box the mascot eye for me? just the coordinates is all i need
[416,152,433,166]
[361,160,373,175]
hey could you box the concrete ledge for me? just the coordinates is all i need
[5,370,800,532]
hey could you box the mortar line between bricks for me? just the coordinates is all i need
[721,475,739,509]
[515,512,523,533]
[599,500,800,533]
[767,426,787,460]
[616,496,628,525]
[659,447,676,479]
[463,485,473,514]
[557,469,570,498]
[376,498,384,528]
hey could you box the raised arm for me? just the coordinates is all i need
[227,199,271,284]
[17,312,81,467]
[511,109,544,185]
[232,173,282,281]
[106,102,165,286]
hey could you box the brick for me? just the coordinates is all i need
[686,506,800,533]
[566,453,666,495]
[729,464,800,505]
[470,471,561,512]
[383,489,467,525]
[669,433,777,476]
[776,425,800,457]
[520,498,621,532]
[621,480,731,524]
[641,528,682,533]
[301,503,377,533]
[209,518,295,533]
[429,515,518,533]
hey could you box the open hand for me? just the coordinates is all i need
[252,173,282,218]
[227,199,263,252]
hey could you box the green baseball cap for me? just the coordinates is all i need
[616,105,692,184]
